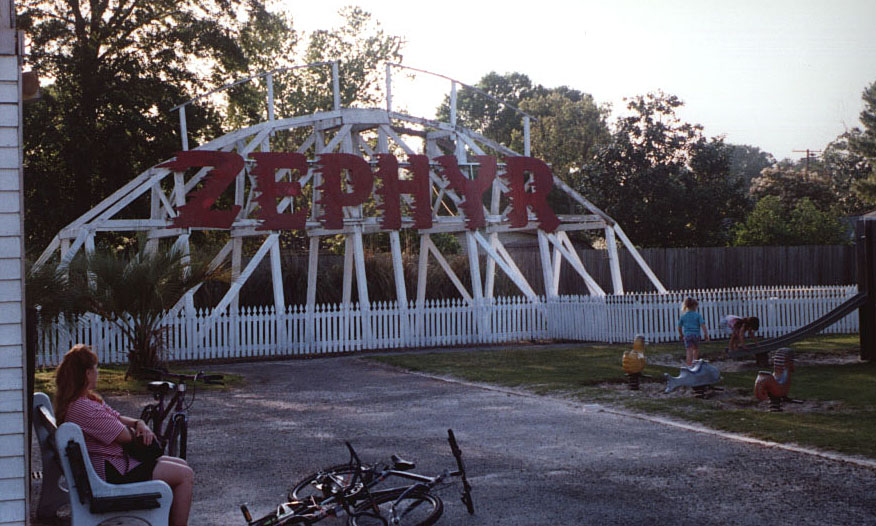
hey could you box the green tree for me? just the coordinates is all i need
[436,71,545,147]
[18,0,260,251]
[227,6,403,131]
[734,196,849,246]
[849,81,876,204]
[749,162,836,211]
[580,92,748,247]
[67,243,226,378]
[821,131,872,215]
[726,144,775,193]
[515,91,610,187]
[434,72,610,215]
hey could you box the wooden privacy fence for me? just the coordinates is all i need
[36,285,860,367]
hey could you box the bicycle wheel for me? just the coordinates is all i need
[288,464,363,502]
[350,491,443,526]
[166,413,187,459]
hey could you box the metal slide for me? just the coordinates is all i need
[728,292,868,359]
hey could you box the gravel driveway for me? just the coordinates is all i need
[34,354,876,525]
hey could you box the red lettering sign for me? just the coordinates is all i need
[161,151,243,229]
[504,157,560,233]
[162,150,560,233]
[435,155,496,230]
[249,152,309,231]
[375,154,433,230]
[316,153,375,230]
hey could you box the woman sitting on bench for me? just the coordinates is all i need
[55,344,194,526]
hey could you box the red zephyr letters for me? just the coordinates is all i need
[249,152,310,231]
[375,154,433,230]
[316,153,375,230]
[503,156,560,233]
[161,151,243,229]
[435,155,496,230]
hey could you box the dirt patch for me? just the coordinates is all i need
[603,350,862,413]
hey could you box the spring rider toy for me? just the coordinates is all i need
[754,347,795,412]
[664,360,721,398]
[623,335,647,390]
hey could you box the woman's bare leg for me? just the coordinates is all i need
[159,455,189,466]
[153,458,194,526]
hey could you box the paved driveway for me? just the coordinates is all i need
[40,354,876,525]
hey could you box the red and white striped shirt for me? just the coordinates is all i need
[64,397,141,480]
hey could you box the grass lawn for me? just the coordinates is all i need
[34,365,244,401]
[368,334,876,459]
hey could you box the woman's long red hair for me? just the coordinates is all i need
[54,344,102,422]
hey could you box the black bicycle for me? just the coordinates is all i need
[241,429,474,526]
[139,368,223,459]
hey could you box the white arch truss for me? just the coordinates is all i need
[37,65,667,327]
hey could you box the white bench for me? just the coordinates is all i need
[32,392,68,521]
[31,402,172,526]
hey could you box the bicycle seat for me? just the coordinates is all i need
[391,454,415,471]
[147,381,175,393]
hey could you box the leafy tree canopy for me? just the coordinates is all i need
[725,144,775,193]
[848,80,876,205]
[20,2,404,253]
[748,163,836,212]
[580,92,748,247]
[733,196,849,246]
[227,6,403,130]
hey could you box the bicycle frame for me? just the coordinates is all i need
[244,429,473,526]
[141,370,222,459]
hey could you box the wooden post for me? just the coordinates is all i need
[857,218,875,361]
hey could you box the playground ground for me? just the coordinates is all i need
[32,351,876,525]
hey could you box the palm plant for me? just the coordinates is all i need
[66,242,227,378]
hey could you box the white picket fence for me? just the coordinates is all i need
[36,285,860,367]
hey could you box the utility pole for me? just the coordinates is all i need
[792,149,822,173]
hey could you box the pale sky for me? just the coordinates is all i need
[282,0,876,161]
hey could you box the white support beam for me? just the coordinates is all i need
[342,236,354,305]
[352,229,370,307]
[269,239,285,312]
[551,243,562,297]
[231,237,243,313]
[84,232,95,255]
[465,232,483,303]
[389,231,407,306]
[544,232,605,296]
[473,231,537,300]
[164,239,232,320]
[604,226,624,294]
[416,235,430,306]
[537,231,555,300]
[34,235,60,270]
[58,229,88,270]
[323,124,353,154]
[558,231,603,296]
[306,236,320,310]
[380,125,417,156]
[207,234,277,318]
[426,236,473,302]
[484,233,498,299]
[613,224,667,293]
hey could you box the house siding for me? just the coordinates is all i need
[0,0,27,523]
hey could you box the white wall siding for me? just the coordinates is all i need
[0,1,27,523]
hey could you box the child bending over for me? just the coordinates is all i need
[722,315,759,351]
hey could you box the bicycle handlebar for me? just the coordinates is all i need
[142,368,224,384]
[447,428,475,515]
